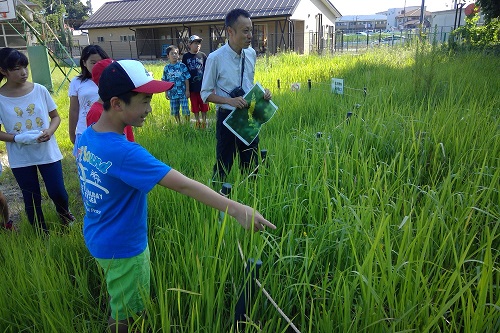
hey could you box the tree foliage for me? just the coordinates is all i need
[450,12,500,52]
[35,0,90,21]
[476,0,500,23]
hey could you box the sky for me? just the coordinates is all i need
[335,1,461,15]
[85,0,465,16]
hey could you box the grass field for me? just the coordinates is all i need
[0,45,498,332]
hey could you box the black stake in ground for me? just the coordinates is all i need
[234,258,262,328]
[260,149,268,167]
[347,103,361,124]
[236,241,302,332]
[239,149,269,185]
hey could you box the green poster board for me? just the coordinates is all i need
[27,45,53,92]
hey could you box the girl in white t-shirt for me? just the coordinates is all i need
[68,45,109,156]
[0,48,74,234]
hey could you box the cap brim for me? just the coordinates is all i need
[191,39,202,43]
[133,80,174,94]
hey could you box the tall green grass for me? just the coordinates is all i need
[0,48,498,332]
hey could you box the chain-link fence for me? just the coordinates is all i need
[43,26,461,60]
[329,28,454,54]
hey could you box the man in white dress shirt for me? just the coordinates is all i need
[201,8,272,183]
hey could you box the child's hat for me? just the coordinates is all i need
[99,60,174,102]
[92,58,114,86]
[189,35,202,43]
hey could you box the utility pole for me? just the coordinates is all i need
[87,0,93,15]
[402,0,406,31]
[454,0,466,29]
[419,0,425,26]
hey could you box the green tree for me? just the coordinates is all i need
[35,0,89,21]
[32,0,87,46]
[450,12,500,52]
[476,0,500,23]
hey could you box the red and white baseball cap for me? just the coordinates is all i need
[98,60,173,102]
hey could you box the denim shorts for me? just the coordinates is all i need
[96,246,151,320]
[170,97,190,116]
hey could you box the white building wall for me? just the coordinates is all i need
[291,0,337,29]
[72,33,89,47]
[430,9,484,41]
[290,0,339,54]
[385,6,421,30]
[386,8,403,30]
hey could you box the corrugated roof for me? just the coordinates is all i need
[81,0,301,29]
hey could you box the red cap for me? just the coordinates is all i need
[92,58,114,86]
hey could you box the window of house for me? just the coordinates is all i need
[120,35,135,42]
[97,36,104,42]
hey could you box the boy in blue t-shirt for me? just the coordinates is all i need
[162,45,191,124]
[76,60,276,333]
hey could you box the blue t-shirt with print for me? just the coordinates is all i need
[161,62,191,100]
[77,126,171,259]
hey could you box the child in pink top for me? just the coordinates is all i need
[86,59,135,142]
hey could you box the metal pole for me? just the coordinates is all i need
[457,2,465,29]
[454,2,459,29]
[420,0,425,26]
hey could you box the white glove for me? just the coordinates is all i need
[14,130,43,145]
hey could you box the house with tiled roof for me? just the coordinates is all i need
[79,0,341,59]
[396,7,432,30]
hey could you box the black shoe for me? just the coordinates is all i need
[59,211,76,226]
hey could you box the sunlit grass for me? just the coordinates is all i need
[0,47,498,332]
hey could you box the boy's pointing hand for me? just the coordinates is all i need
[234,204,276,232]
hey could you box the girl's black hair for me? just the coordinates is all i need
[78,44,109,81]
[0,47,29,81]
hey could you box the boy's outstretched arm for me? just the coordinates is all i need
[159,169,276,232]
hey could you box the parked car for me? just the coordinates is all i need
[383,35,405,42]
[371,35,407,46]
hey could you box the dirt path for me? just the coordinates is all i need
[0,152,24,224]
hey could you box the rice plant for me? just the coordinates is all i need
[0,47,498,332]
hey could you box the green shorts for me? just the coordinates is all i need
[96,246,151,320]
